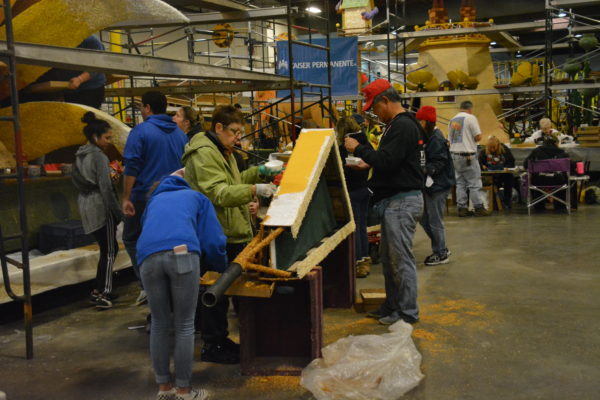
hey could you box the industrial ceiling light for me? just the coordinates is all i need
[306,6,322,14]
[557,9,567,17]
[575,34,583,38]
[490,41,497,46]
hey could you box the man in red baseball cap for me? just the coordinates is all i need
[415,106,455,267]
[344,79,424,325]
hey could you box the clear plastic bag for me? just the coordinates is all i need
[301,321,424,400]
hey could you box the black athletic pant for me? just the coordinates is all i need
[197,242,246,344]
[91,212,119,295]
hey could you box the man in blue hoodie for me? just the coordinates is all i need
[137,171,227,400]
[122,91,188,299]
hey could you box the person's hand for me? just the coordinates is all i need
[122,199,135,217]
[68,76,83,90]
[171,168,185,177]
[347,159,371,170]
[248,201,259,216]
[344,137,359,153]
[482,165,488,171]
[255,183,276,198]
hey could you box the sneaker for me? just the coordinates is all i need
[217,337,240,353]
[93,295,112,309]
[378,311,418,325]
[424,254,449,266]
[157,388,177,400]
[366,307,388,319]
[458,207,473,217]
[201,342,240,364]
[135,290,148,306]
[175,388,209,400]
[444,248,452,256]
[356,260,370,278]
[474,206,490,217]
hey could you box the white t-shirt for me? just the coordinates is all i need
[524,129,573,144]
[448,111,481,153]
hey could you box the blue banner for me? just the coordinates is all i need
[276,37,358,98]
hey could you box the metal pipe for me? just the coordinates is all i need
[201,263,243,307]
[3,0,33,360]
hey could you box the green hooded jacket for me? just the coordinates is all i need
[181,131,261,244]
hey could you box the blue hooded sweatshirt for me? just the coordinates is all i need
[123,114,188,202]
[136,175,228,270]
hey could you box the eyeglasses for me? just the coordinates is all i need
[224,125,242,136]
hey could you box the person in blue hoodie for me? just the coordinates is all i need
[122,91,188,304]
[416,106,455,266]
[137,170,227,400]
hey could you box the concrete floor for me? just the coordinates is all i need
[1,205,600,400]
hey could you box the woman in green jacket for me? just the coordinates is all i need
[182,105,278,364]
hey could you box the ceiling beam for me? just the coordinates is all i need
[109,6,294,29]
[104,81,300,97]
[359,21,547,42]
[1,41,288,82]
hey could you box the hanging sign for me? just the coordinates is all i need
[276,37,358,98]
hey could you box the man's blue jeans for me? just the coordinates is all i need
[140,251,200,388]
[379,193,423,320]
[420,189,449,256]
[452,153,483,208]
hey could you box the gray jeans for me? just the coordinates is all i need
[379,193,423,320]
[140,251,200,388]
[420,189,449,256]
[452,153,483,208]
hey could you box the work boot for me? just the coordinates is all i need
[458,207,473,217]
[201,341,240,364]
[356,259,370,278]
[474,206,491,217]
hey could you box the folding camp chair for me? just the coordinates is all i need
[526,158,571,215]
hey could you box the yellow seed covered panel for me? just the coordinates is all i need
[0,0,189,99]
[277,129,333,195]
[0,101,130,161]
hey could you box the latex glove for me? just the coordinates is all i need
[258,163,283,177]
[255,183,276,198]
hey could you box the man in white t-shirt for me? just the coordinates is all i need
[448,100,489,217]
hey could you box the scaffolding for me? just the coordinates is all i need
[0,0,33,360]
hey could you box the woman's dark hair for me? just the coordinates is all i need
[82,111,110,143]
[211,105,243,131]
[423,120,436,136]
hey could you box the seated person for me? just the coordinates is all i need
[524,118,573,145]
[479,136,516,209]
[523,135,576,211]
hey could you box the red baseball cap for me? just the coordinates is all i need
[362,79,392,112]
[416,105,437,123]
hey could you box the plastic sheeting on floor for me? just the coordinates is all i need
[301,320,424,400]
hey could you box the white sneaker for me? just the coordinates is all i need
[175,388,209,400]
[156,388,176,400]
[135,289,147,306]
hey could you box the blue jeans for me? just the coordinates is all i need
[452,154,483,208]
[140,251,200,388]
[379,193,423,320]
[420,189,449,257]
[349,187,371,261]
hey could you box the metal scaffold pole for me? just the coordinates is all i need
[0,0,34,360]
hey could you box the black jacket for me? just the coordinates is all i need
[339,130,372,192]
[424,128,455,194]
[479,144,515,170]
[354,112,424,202]
[186,124,203,141]
[523,145,570,169]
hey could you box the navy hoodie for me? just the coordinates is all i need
[136,175,227,270]
[123,114,188,202]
